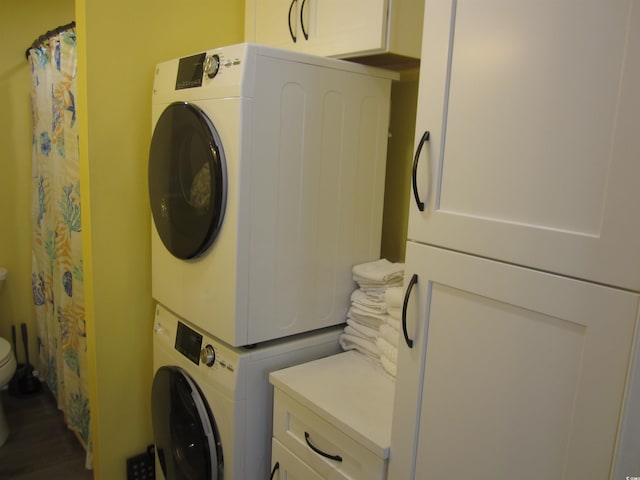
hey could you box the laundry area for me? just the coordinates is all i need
[147,42,401,479]
[1,1,640,480]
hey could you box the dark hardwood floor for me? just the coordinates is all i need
[0,386,93,480]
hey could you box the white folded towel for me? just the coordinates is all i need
[351,289,387,314]
[387,306,402,321]
[386,315,402,333]
[347,310,385,330]
[353,259,404,287]
[376,336,398,377]
[380,323,399,347]
[339,333,380,361]
[377,336,398,363]
[384,287,404,308]
[356,278,404,291]
[381,355,397,377]
[348,306,387,329]
[346,319,379,339]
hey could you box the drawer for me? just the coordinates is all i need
[273,389,387,480]
[271,438,325,480]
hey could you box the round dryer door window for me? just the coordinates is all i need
[148,102,227,259]
[152,366,224,480]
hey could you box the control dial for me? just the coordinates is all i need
[200,344,216,367]
[203,54,220,79]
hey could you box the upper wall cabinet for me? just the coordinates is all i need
[409,0,640,290]
[245,0,424,66]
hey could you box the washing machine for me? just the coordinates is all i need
[148,43,396,347]
[151,303,341,480]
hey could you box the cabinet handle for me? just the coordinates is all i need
[402,273,418,348]
[300,0,309,40]
[288,0,298,42]
[411,130,430,212]
[269,462,279,480]
[304,431,343,462]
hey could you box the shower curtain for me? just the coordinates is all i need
[27,23,91,468]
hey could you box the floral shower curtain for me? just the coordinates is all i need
[28,24,91,468]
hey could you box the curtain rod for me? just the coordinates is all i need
[25,21,76,60]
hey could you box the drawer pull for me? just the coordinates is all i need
[304,431,343,462]
[269,462,279,480]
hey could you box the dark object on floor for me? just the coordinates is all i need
[127,445,155,480]
[17,323,42,397]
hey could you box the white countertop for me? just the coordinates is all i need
[269,350,395,459]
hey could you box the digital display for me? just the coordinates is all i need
[175,321,202,365]
[176,53,205,90]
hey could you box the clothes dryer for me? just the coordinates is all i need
[148,43,396,347]
[151,303,340,480]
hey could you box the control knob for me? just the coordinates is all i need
[200,344,216,367]
[203,54,220,79]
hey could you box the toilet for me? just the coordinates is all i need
[0,267,16,447]
[0,337,16,446]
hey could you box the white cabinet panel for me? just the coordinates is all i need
[389,242,639,480]
[245,0,423,60]
[271,439,325,480]
[409,0,640,290]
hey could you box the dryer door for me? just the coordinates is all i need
[152,366,224,480]
[148,102,227,260]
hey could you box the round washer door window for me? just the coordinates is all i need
[148,102,227,260]
[152,366,223,480]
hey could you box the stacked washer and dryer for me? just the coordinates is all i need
[148,43,395,480]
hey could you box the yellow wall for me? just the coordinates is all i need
[381,69,420,263]
[76,1,243,478]
[0,1,75,372]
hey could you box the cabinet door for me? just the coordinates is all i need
[409,0,640,290]
[246,0,390,58]
[389,242,639,480]
[307,0,388,57]
[271,438,325,480]
[247,0,299,50]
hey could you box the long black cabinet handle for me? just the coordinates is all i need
[300,0,309,40]
[304,432,343,462]
[402,273,418,348]
[269,462,279,480]
[411,130,430,212]
[288,0,298,42]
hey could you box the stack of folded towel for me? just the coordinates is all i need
[339,259,404,377]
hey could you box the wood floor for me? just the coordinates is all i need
[0,387,93,480]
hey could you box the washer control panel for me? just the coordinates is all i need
[175,321,202,365]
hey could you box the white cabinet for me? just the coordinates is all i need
[392,0,640,478]
[245,0,424,62]
[269,352,394,480]
[390,242,640,480]
[409,0,640,290]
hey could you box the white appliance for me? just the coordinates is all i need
[151,303,341,480]
[148,43,396,347]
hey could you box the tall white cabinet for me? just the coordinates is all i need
[391,1,640,479]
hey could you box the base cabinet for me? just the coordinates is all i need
[269,352,393,480]
[389,242,640,480]
[271,439,325,480]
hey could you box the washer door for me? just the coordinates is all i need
[152,366,224,480]
[148,102,227,260]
